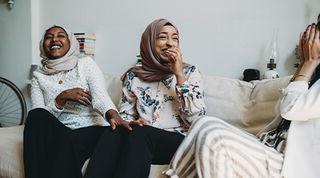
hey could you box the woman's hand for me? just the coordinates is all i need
[55,88,92,108]
[106,109,132,130]
[301,24,320,63]
[294,24,320,82]
[165,47,186,84]
[129,118,150,126]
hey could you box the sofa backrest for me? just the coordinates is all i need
[104,74,291,135]
[204,75,290,134]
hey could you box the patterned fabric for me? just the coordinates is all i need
[31,57,116,129]
[119,64,206,133]
[166,116,283,178]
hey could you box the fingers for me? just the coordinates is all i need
[79,96,91,106]
[314,28,319,42]
[309,24,316,43]
[138,118,151,125]
[110,119,117,130]
[165,48,183,66]
[299,32,305,62]
[305,25,312,42]
[122,121,133,131]
[129,118,150,126]
[129,120,143,126]
[109,118,132,131]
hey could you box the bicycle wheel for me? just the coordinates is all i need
[0,77,27,127]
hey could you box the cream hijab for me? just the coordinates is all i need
[39,26,80,75]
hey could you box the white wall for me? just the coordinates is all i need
[1,0,320,101]
[37,0,320,79]
[0,0,32,109]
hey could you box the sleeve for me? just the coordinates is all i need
[175,66,206,124]
[31,75,63,118]
[280,80,320,121]
[85,58,117,118]
[118,72,138,122]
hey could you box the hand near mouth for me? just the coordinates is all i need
[164,47,186,84]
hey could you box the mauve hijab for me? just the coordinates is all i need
[39,26,80,75]
[124,19,179,82]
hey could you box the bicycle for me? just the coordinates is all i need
[0,77,27,127]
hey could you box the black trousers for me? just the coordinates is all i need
[84,125,185,178]
[23,108,114,178]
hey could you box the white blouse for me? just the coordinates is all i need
[31,57,116,129]
[119,64,206,133]
[280,80,320,178]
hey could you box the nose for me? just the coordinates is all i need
[51,35,59,42]
[166,38,173,47]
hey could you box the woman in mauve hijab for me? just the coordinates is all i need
[84,19,206,178]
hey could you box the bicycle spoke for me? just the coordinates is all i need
[0,78,27,127]
[0,85,8,104]
[0,98,20,112]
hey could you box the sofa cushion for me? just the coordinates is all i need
[204,75,291,134]
[0,125,24,178]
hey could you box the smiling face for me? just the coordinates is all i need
[43,27,70,59]
[155,25,179,62]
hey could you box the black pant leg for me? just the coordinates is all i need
[83,127,128,178]
[114,125,184,178]
[24,108,98,178]
[71,126,107,169]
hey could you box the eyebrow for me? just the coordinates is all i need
[158,32,179,36]
[45,31,67,37]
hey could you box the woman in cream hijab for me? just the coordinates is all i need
[24,25,130,178]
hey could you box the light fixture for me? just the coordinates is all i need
[8,0,14,9]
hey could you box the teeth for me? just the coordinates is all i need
[51,45,61,49]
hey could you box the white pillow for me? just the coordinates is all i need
[0,125,24,178]
[204,75,252,128]
[245,76,290,134]
[203,75,291,134]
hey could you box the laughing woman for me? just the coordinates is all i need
[23,26,130,178]
[84,19,206,178]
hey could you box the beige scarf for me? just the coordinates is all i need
[39,26,80,75]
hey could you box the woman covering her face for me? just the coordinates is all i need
[166,17,320,178]
[83,19,206,178]
[24,26,130,178]
[279,22,320,178]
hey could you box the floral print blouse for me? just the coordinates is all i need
[119,64,206,133]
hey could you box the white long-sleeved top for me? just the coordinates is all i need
[119,64,206,133]
[280,80,320,178]
[31,57,116,129]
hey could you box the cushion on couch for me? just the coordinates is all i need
[0,125,24,178]
[204,75,291,134]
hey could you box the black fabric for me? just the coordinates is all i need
[84,125,184,178]
[23,108,108,178]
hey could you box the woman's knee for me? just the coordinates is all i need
[25,108,54,126]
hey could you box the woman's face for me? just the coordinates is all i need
[155,25,179,62]
[43,27,70,59]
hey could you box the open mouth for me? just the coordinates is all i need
[50,44,62,50]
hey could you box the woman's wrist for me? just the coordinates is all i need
[55,91,67,108]
[175,73,186,85]
[293,60,319,82]
[105,109,119,121]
